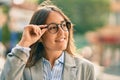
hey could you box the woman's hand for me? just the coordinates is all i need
[18,25,47,47]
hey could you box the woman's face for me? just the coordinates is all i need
[41,11,69,51]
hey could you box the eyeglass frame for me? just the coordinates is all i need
[41,21,71,34]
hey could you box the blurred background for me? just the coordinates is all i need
[0,0,120,80]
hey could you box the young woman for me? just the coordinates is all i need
[0,1,96,80]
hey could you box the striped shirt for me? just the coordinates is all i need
[42,52,64,80]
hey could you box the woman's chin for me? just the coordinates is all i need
[55,45,67,51]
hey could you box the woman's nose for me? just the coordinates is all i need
[58,25,64,34]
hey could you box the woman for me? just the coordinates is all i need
[0,1,96,80]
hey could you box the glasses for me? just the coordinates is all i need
[42,21,71,34]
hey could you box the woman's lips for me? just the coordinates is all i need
[55,38,65,42]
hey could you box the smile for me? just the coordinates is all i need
[55,38,66,42]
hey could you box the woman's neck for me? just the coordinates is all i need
[44,50,63,67]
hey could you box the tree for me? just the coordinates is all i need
[75,0,110,34]
[0,5,10,44]
[38,0,110,34]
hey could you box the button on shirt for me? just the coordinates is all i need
[42,52,64,80]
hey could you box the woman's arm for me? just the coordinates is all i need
[0,25,47,80]
[0,46,30,80]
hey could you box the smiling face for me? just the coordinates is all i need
[41,11,69,51]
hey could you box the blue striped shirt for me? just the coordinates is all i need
[42,52,64,80]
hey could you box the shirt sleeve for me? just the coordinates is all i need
[11,44,31,57]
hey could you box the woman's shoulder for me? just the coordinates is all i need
[73,54,94,68]
[65,52,94,68]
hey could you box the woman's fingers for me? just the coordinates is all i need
[18,24,47,47]
[39,25,47,35]
[28,25,47,37]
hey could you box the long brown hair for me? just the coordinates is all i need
[26,1,76,67]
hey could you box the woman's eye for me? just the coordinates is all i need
[49,26,57,30]
[63,24,66,27]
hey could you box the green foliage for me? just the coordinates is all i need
[2,24,10,44]
[37,0,46,4]
[38,0,110,34]
[76,0,110,34]
[0,5,10,44]
[74,34,88,49]
[0,5,9,14]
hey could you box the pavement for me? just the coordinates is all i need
[95,63,120,80]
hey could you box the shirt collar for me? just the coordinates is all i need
[42,52,64,64]
[58,51,64,64]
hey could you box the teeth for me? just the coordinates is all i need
[60,39,64,41]
[56,38,65,42]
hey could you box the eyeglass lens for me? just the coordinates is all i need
[47,21,71,34]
